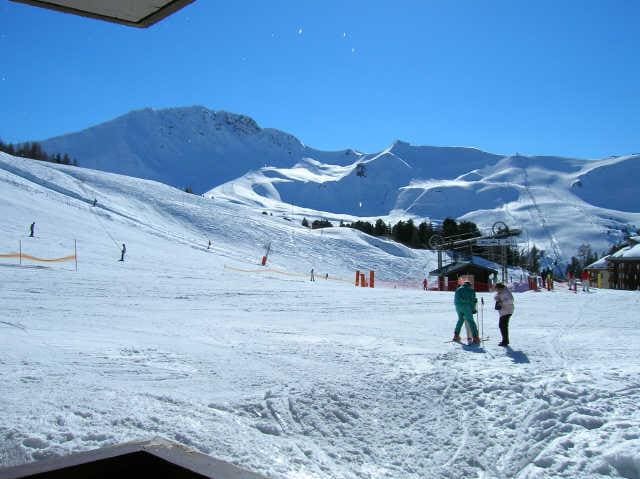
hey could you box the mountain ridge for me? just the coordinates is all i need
[37,106,640,260]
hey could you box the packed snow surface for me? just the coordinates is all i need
[1,153,639,479]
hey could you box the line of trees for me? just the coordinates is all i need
[565,243,605,275]
[299,215,570,271]
[0,139,78,166]
[342,217,482,251]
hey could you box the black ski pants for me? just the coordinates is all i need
[499,314,512,344]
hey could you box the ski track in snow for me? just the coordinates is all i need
[0,154,639,478]
[2,272,638,479]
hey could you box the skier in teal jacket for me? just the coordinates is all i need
[453,281,480,344]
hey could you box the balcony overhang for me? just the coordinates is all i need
[10,0,195,28]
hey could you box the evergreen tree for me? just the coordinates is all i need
[566,256,581,275]
[442,218,458,238]
[391,220,405,243]
[406,219,420,247]
[350,220,374,235]
[418,221,434,247]
[0,139,77,166]
[528,245,541,273]
[391,219,419,247]
[374,218,388,236]
[311,219,333,229]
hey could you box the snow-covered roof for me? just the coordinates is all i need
[429,260,497,276]
[585,256,611,270]
[609,243,640,261]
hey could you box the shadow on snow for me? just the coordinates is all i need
[506,347,530,364]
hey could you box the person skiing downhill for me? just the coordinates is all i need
[29,222,35,237]
[453,281,480,344]
[494,282,514,346]
[119,243,126,262]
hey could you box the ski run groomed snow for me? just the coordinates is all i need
[1,153,639,479]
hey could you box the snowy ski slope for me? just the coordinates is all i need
[1,153,639,478]
[39,106,640,264]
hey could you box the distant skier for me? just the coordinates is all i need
[29,222,35,237]
[567,271,575,291]
[92,198,97,207]
[119,243,126,262]
[423,278,428,291]
[452,281,480,345]
[310,268,315,282]
[494,282,514,347]
[207,239,211,250]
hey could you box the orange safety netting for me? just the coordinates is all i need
[0,252,76,263]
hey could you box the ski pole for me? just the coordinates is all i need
[480,297,484,342]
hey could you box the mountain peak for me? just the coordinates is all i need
[122,106,262,135]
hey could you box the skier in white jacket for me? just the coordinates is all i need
[494,283,514,346]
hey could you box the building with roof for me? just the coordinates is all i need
[584,255,613,289]
[429,261,498,292]
[607,236,640,290]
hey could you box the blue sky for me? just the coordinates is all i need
[1,0,638,158]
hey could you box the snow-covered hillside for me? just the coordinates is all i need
[1,153,640,479]
[1,152,639,478]
[38,106,640,262]
[214,152,640,262]
[0,152,436,283]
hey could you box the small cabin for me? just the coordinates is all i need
[429,261,498,292]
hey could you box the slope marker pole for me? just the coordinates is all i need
[480,297,484,343]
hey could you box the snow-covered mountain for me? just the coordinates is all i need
[211,149,640,261]
[39,106,640,261]
[40,106,359,194]
[1,148,639,479]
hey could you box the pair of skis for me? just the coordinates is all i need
[446,336,490,345]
